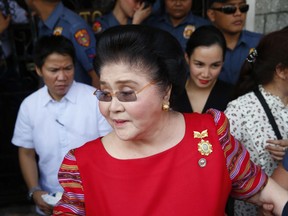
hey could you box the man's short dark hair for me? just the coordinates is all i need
[33,35,76,69]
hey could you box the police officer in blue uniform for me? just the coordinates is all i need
[146,0,211,51]
[25,0,99,87]
[92,0,152,37]
[93,12,131,36]
[0,0,28,79]
[207,0,262,85]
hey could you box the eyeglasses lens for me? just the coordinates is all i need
[222,6,237,14]
[95,91,111,102]
[214,4,249,14]
[95,90,137,102]
[94,82,154,102]
[239,4,249,13]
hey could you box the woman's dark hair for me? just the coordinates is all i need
[234,28,288,98]
[185,25,226,60]
[33,35,75,68]
[94,24,187,106]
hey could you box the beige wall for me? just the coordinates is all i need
[252,0,288,34]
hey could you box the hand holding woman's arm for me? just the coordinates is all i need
[265,139,288,161]
[248,178,288,216]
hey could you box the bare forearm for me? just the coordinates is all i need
[18,147,39,189]
[272,164,288,190]
[249,178,288,215]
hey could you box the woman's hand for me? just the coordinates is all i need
[132,2,152,24]
[265,139,288,161]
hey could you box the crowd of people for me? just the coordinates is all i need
[1,0,287,215]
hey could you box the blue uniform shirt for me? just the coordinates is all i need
[93,12,132,35]
[219,30,262,85]
[0,0,28,57]
[38,2,96,85]
[146,12,211,51]
[283,151,288,171]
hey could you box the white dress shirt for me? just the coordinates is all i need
[12,81,112,193]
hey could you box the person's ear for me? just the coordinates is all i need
[184,53,190,65]
[275,63,288,80]
[207,9,216,22]
[162,86,172,111]
[163,84,172,102]
[35,66,43,77]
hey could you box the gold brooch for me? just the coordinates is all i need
[194,130,208,139]
[198,140,213,156]
[194,130,213,156]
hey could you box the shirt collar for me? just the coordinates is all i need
[41,81,77,106]
[259,85,287,109]
[41,2,64,30]
[160,11,193,26]
[236,31,250,47]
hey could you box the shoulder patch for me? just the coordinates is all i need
[74,29,90,47]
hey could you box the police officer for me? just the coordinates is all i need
[0,0,28,79]
[207,0,262,85]
[146,0,211,51]
[93,0,152,37]
[25,0,99,87]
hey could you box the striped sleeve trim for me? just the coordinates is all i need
[53,150,86,216]
[206,108,268,199]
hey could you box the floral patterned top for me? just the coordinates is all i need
[225,85,288,216]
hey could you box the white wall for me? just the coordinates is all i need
[245,0,256,31]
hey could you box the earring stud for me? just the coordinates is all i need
[162,104,170,111]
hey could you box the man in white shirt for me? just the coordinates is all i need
[12,35,112,215]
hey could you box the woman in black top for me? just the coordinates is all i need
[172,25,234,114]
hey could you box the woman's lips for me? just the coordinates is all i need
[113,119,128,127]
[199,79,209,84]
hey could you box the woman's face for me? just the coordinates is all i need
[98,62,166,141]
[186,44,223,88]
[118,0,142,18]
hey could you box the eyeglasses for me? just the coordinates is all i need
[94,82,155,102]
[211,4,249,15]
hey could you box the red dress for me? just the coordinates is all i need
[53,110,267,216]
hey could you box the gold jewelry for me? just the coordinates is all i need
[194,130,213,156]
[162,103,170,111]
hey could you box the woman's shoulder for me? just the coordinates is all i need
[226,91,257,110]
[183,109,228,134]
[75,137,103,155]
[205,109,227,124]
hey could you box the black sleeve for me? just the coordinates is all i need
[283,201,288,216]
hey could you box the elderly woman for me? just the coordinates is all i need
[225,28,288,215]
[53,25,288,216]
